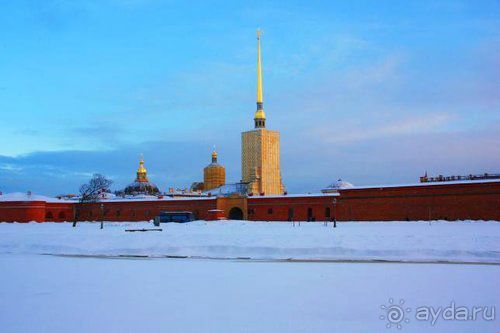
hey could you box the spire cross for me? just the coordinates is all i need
[211,145,218,163]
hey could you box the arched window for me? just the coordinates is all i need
[45,211,54,220]
[307,207,313,221]
[325,207,331,219]
[58,211,66,219]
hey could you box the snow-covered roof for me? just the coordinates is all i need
[204,183,248,197]
[322,179,355,192]
[339,178,500,190]
[250,192,340,199]
[0,192,64,203]
[97,196,216,203]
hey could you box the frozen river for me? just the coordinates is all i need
[0,253,498,333]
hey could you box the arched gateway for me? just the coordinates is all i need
[228,207,244,220]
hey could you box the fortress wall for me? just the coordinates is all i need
[0,201,47,222]
[247,182,500,221]
[73,198,218,222]
[247,195,337,221]
[336,182,500,221]
[1,182,499,222]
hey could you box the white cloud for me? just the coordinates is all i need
[311,112,453,144]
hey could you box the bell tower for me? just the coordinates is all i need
[241,29,285,196]
[204,148,226,191]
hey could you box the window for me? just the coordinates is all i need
[45,211,54,220]
[267,208,273,214]
[248,208,255,215]
[307,208,313,221]
[325,207,331,219]
[116,210,121,217]
[58,212,66,219]
[288,208,294,220]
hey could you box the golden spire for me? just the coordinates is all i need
[254,28,266,128]
[256,29,263,105]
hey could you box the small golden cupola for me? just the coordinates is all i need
[123,154,160,196]
[136,156,148,182]
[203,148,226,191]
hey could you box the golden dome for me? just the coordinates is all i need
[137,159,147,174]
[254,109,266,120]
[204,150,226,191]
[136,155,149,183]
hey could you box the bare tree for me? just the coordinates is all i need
[73,174,113,228]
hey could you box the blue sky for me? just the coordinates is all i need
[0,0,499,195]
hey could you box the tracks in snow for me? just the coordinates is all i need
[44,253,500,265]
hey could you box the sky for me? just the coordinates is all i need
[0,0,499,195]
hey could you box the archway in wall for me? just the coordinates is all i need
[228,207,244,220]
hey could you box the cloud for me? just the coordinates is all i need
[281,122,500,192]
[0,140,242,196]
[309,112,453,144]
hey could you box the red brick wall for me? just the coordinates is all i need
[247,182,500,221]
[1,182,499,222]
[0,201,47,222]
[248,195,337,221]
[0,201,75,223]
[45,203,75,222]
[73,198,218,222]
[336,182,500,221]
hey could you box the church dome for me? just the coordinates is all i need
[321,179,354,193]
[123,156,160,196]
[204,149,226,191]
[124,181,160,196]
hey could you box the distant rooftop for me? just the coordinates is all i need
[420,173,500,183]
[0,192,63,203]
[343,178,500,191]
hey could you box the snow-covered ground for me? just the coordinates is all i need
[0,221,499,332]
[0,220,499,263]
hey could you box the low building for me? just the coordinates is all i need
[1,180,499,222]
